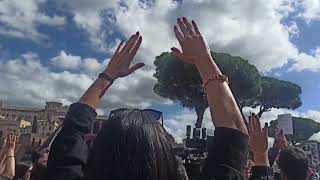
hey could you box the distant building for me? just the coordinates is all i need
[302,141,320,167]
[0,119,19,135]
[0,119,32,136]
[0,100,108,137]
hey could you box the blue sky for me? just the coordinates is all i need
[0,0,320,141]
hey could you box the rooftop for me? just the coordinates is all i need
[1,105,43,111]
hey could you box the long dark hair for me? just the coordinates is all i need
[85,109,185,180]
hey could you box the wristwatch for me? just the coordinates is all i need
[98,72,115,84]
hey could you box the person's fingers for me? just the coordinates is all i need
[263,123,268,138]
[280,129,284,137]
[251,113,257,132]
[126,62,145,75]
[177,18,189,37]
[128,36,142,60]
[182,17,195,35]
[254,114,261,132]
[191,20,201,35]
[9,134,13,142]
[171,47,192,63]
[174,25,184,43]
[122,32,139,54]
[248,115,253,135]
[115,40,125,54]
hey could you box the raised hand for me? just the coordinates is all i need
[274,129,288,151]
[104,31,145,79]
[5,133,16,150]
[171,17,211,64]
[248,114,269,166]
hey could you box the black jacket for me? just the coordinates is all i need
[47,103,273,180]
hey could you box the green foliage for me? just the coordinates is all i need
[153,51,303,127]
[256,77,302,117]
[268,117,320,145]
[212,52,262,108]
[153,52,261,127]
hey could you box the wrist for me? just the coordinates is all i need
[103,69,117,80]
[254,153,269,166]
[6,149,14,156]
[195,56,221,79]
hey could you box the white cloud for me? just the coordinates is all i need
[0,52,162,112]
[0,52,91,107]
[50,51,105,75]
[290,47,320,72]
[1,0,319,72]
[53,0,320,73]
[298,0,320,23]
[0,0,65,42]
[54,0,118,51]
[51,51,82,70]
[164,108,214,143]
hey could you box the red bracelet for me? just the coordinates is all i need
[202,74,229,90]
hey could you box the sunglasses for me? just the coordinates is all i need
[109,108,164,126]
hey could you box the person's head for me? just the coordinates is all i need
[278,146,310,180]
[85,109,185,180]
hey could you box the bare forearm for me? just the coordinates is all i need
[2,150,15,179]
[79,78,112,109]
[2,159,15,178]
[197,56,248,134]
[0,148,7,171]
[254,153,270,167]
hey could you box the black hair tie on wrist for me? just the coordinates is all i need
[98,72,115,84]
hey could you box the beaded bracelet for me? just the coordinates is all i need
[202,74,229,90]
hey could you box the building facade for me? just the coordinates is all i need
[0,101,108,142]
[302,141,320,167]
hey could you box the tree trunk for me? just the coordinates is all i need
[239,106,248,127]
[257,105,265,118]
[195,106,205,128]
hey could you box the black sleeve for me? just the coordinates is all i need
[249,166,273,180]
[200,127,249,180]
[47,103,97,180]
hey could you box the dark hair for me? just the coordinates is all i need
[278,146,309,180]
[30,150,40,163]
[13,163,31,180]
[85,109,185,180]
[30,162,47,180]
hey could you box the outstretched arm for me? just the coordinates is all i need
[172,17,247,134]
[80,32,144,109]
[172,17,249,180]
[47,32,144,180]
[0,144,7,174]
[0,134,16,179]
[248,114,273,180]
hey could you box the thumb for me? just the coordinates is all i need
[171,47,193,63]
[127,62,145,75]
[171,47,183,56]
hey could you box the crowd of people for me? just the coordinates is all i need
[0,17,317,180]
